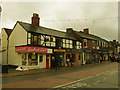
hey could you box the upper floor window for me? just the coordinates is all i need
[63,39,73,48]
[84,39,87,48]
[99,41,101,47]
[30,33,56,47]
[93,41,95,49]
[76,41,82,49]
[97,41,99,46]
[0,39,1,47]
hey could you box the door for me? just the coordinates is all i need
[46,54,49,68]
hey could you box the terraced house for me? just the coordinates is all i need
[1,13,113,69]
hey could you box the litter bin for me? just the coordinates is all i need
[2,65,8,73]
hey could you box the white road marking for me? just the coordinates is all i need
[53,68,118,88]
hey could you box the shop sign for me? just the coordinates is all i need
[54,49,66,52]
[15,46,52,53]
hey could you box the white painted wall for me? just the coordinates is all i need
[1,29,8,65]
[9,23,27,66]
[0,33,2,65]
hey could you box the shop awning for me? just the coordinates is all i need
[15,46,52,53]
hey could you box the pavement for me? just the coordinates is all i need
[1,61,111,77]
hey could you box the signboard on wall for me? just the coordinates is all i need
[15,46,52,53]
[54,49,66,52]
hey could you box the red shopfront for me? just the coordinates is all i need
[15,46,52,69]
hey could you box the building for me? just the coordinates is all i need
[7,13,82,69]
[66,28,109,63]
[0,6,2,23]
[2,13,112,69]
[1,28,12,65]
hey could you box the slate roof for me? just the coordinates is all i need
[4,28,13,38]
[17,21,108,42]
[18,21,77,40]
[74,31,108,42]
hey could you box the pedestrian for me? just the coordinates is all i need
[118,55,120,63]
[70,54,73,67]
[112,56,115,62]
[100,56,102,63]
[115,56,118,62]
[66,57,70,67]
[55,56,60,70]
[51,56,55,70]
[104,56,106,61]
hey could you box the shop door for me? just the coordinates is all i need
[56,53,64,67]
[46,54,49,68]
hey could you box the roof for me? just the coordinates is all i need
[74,31,108,42]
[4,28,13,37]
[17,21,108,42]
[17,21,77,40]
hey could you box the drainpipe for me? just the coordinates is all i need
[7,37,9,65]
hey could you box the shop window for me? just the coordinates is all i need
[28,53,38,66]
[22,54,27,66]
[39,55,43,62]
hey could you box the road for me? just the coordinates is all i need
[53,68,118,88]
[2,62,119,89]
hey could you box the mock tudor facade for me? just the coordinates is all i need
[1,13,118,69]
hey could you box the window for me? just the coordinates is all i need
[0,39,1,47]
[28,53,38,66]
[28,33,31,44]
[76,41,82,49]
[31,35,38,45]
[62,39,73,48]
[22,54,27,66]
[93,41,95,49]
[97,41,99,46]
[30,34,56,47]
[84,39,87,48]
[99,41,101,47]
[39,55,43,62]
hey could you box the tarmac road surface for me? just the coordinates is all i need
[2,62,119,89]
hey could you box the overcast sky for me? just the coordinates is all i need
[0,0,118,41]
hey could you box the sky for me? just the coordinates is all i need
[0,0,118,41]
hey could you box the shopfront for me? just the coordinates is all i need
[66,49,82,66]
[83,49,92,64]
[15,46,52,69]
[52,49,66,67]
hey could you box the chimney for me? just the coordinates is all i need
[31,13,40,26]
[66,28,73,33]
[83,28,89,34]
